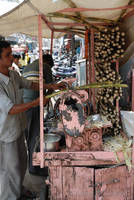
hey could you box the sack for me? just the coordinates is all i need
[120,111,134,137]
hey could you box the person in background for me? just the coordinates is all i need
[19,52,27,68]
[25,52,30,65]
[22,54,54,176]
[76,46,80,60]
[45,49,50,54]
[0,40,65,200]
[10,54,21,75]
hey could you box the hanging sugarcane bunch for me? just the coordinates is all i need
[95,62,121,83]
[97,88,122,135]
[96,68,123,135]
[95,61,124,135]
[92,25,127,135]
[94,26,125,62]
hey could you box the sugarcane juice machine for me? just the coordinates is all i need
[52,78,106,152]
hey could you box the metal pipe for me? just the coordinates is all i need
[38,15,44,168]
[50,31,54,55]
[90,28,96,113]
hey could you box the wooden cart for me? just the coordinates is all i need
[33,9,134,199]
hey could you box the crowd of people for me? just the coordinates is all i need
[0,40,66,200]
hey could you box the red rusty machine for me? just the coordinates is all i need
[33,15,134,200]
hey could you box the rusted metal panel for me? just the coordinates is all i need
[62,167,94,200]
[95,165,132,200]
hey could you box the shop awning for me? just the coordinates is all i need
[0,0,133,38]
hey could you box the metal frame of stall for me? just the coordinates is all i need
[33,5,134,199]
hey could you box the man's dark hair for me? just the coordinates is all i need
[43,54,54,68]
[13,54,21,59]
[0,40,11,58]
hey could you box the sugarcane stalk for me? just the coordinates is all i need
[47,12,98,30]
[45,82,127,99]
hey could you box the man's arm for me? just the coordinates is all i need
[30,81,66,91]
[9,96,47,115]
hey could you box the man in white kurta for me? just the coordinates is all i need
[0,40,65,200]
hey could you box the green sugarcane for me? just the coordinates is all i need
[45,82,127,99]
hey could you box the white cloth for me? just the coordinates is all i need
[0,134,27,200]
[0,70,32,142]
[12,62,21,76]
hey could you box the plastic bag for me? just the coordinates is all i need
[120,111,134,137]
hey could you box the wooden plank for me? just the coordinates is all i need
[33,151,126,167]
[49,166,63,200]
[62,167,94,200]
[95,165,132,200]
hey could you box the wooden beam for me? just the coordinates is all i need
[117,0,134,21]
[41,14,54,31]
[49,22,85,26]
[38,15,44,168]
[50,31,54,55]
[122,8,134,19]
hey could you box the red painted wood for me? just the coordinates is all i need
[33,151,126,167]
[123,8,134,20]
[116,60,119,114]
[132,69,134,111]
[41,14,54,31]
[38,15,44,168]
[50,31,54,55]
[49,166,63,200]
[62,167,94,200]
[95,165,132,200]
[85,29,89,85]
[88,29,92,102]
[91,28,96,112]
[64,127,103,151]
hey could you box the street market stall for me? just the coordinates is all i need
[1,0,134,199]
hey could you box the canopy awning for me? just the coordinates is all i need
[0,0,133,38]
